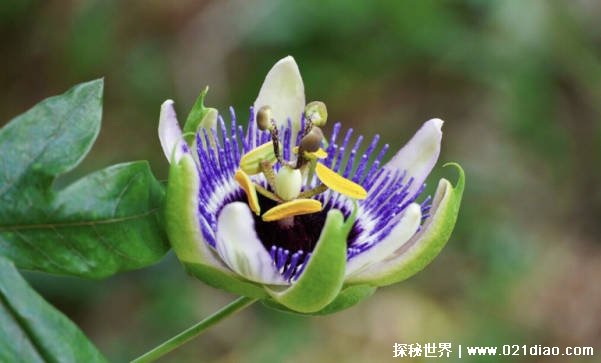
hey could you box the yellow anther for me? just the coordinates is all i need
[235,169,261,215]
[262,199,322,222]
[315,163,367,200]
[239,142,277,175]
[292,146,328,159]
[308,148,328,159]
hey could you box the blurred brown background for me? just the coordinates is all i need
[2,1,601,362]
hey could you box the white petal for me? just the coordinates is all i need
[216,202,287,285]
[383,118,443,197]
[345,203,422,276]
[253,56,305,134]
[158,99,185,163]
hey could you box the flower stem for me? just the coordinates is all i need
[130,296,257,363]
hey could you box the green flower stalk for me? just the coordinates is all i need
[158,56,464,315]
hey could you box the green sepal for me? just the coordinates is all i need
[183,262,267,299]
[183,87,217,144]
[265,209,352,313]
[261,284,376,315]
[347,162,465,286]
[314,284,376,315]
[166,152,267,298]
[165,154,206,262]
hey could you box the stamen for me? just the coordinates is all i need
[262,199,323,222]
[292,147,327,159]
[260,160,277,191]
[254,183,282,203]
[256,106,272,131]
[296,126,324,169]
[239,141,277,175]
[315,163,367,200]
[234,169,261,215]
[305,158,318,189]
[297,184,328,199]
[310,148,327,159]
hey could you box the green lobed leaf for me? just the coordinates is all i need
[0,80,103,223]
[0,80,169,278]
[0,255,107,363]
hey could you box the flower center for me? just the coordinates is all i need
[250,193,362,262]
[235,102,367,224]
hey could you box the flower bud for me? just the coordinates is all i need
[257,105,272,131]
[305,101,327,127]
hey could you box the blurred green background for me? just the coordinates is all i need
[2,1,601,362]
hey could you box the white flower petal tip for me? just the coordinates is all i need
[383,118,444,197]
[158,99,186,164]
[253,56,305,132]
[345,203,422,276]
[215,202,288,285]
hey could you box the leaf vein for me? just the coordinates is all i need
[0,209,159,232]
[91,224,142,264]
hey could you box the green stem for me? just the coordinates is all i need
[130,296,257,363]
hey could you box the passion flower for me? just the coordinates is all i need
[159,56,464,314]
